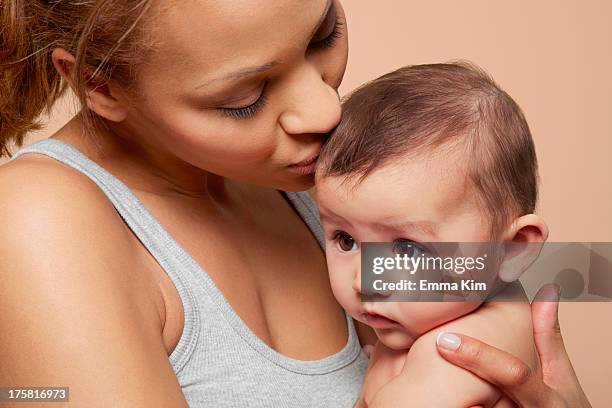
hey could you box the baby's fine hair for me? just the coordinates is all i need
[318,62,538,235]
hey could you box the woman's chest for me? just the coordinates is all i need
[133,190,348,360]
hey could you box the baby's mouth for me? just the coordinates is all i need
[362,311,401,330]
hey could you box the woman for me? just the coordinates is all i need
[0,0,590,406]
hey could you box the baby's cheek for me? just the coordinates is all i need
[328,271,356,309]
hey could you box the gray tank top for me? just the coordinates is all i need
[11,139,367,407]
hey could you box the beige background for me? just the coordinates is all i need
[4,0,611,405]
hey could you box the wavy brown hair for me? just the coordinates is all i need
[0,0,156,157]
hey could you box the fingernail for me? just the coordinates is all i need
[436,332,461,351]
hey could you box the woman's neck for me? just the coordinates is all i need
[53,116,230,200]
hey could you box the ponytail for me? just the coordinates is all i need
[0,0,153,158]
[0,1,65,157]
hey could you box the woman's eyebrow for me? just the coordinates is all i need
[195,0,334,89]
[195,61,280,90]
[194,0,332,91]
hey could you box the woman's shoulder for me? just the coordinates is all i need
[0,154,187,407]
[0,153,140,278]
[1,152,122,221]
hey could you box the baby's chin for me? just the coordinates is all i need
[374,327,417,350]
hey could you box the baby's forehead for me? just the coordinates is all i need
[316,148,482,227]
[319,143,466,192]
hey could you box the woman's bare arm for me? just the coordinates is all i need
[0,158,188,408]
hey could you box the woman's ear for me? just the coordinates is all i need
[51,48,129,122]
[51,48,77,88]
[498,214,549,282]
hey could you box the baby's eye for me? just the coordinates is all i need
[392,239,426,258]
[334,231,359,252]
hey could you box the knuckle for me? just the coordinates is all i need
[553,321,562,336]
[506,362,532,387]
[462,341,482,363]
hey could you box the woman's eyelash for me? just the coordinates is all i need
[310,17,344,50]
[218,87,268,120]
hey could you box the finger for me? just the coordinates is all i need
[531,285,582,396]
[531,284,561,334]
[436,331,546,406]
[531,284,565,374]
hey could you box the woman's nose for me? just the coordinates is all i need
[279,65,342,136]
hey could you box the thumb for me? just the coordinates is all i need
[531,284,561,337]
[531,284,575,384]
[531,284,592,407]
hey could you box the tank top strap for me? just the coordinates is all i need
[280,190,325,249]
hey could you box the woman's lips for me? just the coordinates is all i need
[288,154,319,175]
[363,312,401,330]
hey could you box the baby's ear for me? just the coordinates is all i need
[498,214,549,282]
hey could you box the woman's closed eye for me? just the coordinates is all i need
[309,0,344,50]
[215,15,343,121]
[217,82,269,120]
[216,3,344,121]
[309,17,344,50]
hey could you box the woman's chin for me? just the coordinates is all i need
[278,173,316,192]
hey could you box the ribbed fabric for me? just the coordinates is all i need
[11,139,367,407]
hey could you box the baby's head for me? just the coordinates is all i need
[315,62,548,349]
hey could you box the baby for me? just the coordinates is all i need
[314,63,548,407]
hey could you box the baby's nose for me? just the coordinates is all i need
[359,279,393,299]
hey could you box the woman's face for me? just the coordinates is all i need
[123,0,348,191]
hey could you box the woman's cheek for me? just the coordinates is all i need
[174,116,279,163]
